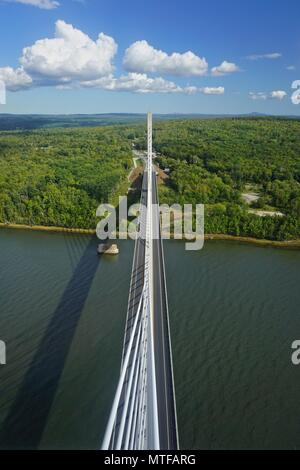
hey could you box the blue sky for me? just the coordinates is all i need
[0,0,300,114]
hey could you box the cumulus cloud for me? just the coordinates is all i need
[0,20,225,96]
[200,86,224,94]
[81,73,183,93]
[211,61,240,76]
[185,86,224,95]
[249,90,287,101]
[3,0,59,9]
[0,66,32,91]
[246,52,282,60]
[81,73,225,95]
[270,90,287,100]
[249,92,268,101]
[20,20,117,84]
[123,40,208,76]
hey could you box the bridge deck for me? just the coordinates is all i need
[152,173,179,450]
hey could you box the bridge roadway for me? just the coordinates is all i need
[152,171,178,450]
[114,168,178,450]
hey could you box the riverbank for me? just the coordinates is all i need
[1,222,300,249]
[204,234,300,249]
[0,223,96,235]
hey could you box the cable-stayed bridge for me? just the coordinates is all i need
[102,113,179,451]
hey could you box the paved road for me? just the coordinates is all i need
[152,172,179,450]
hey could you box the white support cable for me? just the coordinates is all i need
[142,342,150,450]
[101,289,144,450]
[129,289,148,449]
[137,298,149,449]
[137,347,148,450]
[127,170,149,450]
[121,227,139,366]
[139,391,147,450]
[115,318,143,449]
[123,353,142,449]
[129,374,142,450]
[134,295,148,449]
[121,169,147,367]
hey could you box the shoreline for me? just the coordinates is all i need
[204,233,300,248]
[1,222,300,249]
[0,223,96,235]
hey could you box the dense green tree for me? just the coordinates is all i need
[0,126,132,228]
[153,118,300,241]
[1,117,300,240]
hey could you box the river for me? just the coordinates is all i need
[0,228,300,449]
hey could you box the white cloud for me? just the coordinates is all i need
[0,66,32,91]
[211,61,240,76]
[81,73,225,95]
[287,65,296,71]
[198,86,225,94]
[249,90,287,101]
[270,90,287,100]
[123,40,208,76]
[249,92,268,101]
[81,73,183,93]
[175,85,224,95]
[246,52,282,60]
[0,20,226,96]
[20,20,117,84]
[3,0,59,9]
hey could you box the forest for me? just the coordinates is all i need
[135,118,300,241]
[0,117,300,240]
[0,126,132,228]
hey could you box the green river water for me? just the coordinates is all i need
[0,229,300,449]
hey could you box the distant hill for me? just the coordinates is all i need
[0,112,299,131]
